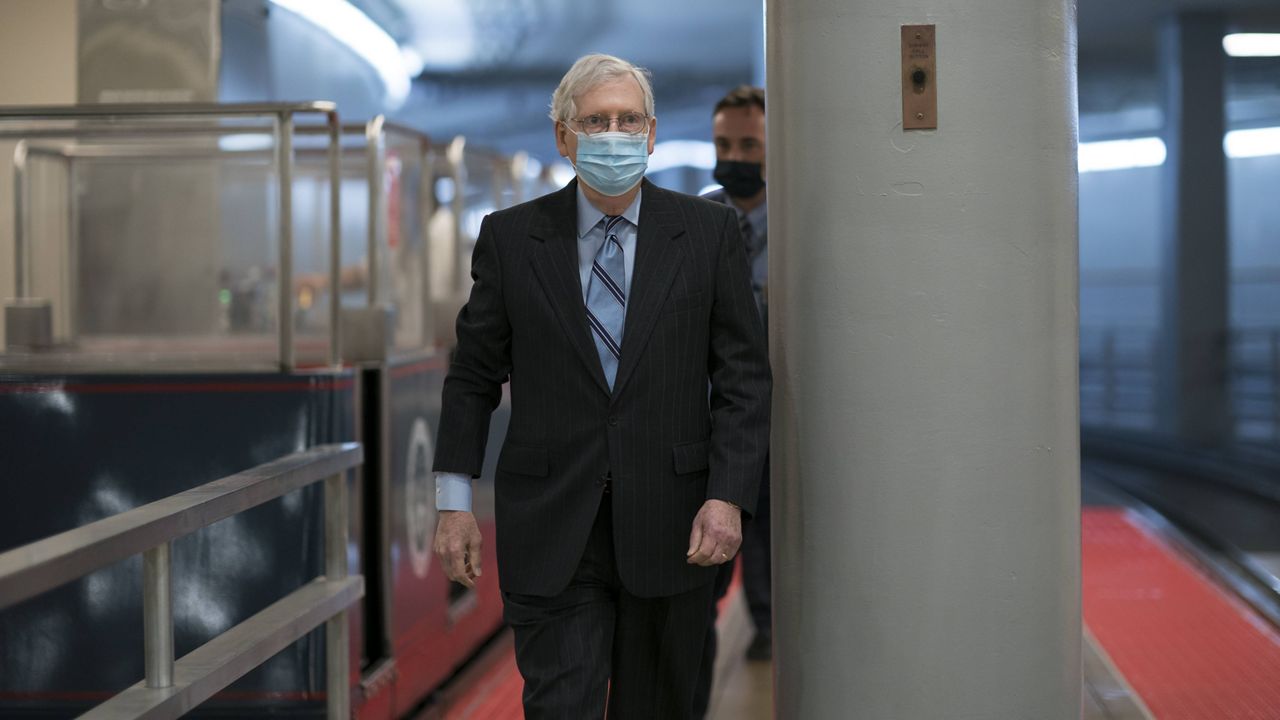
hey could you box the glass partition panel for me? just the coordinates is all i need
[425,140,464,349]
[294,126,361,326]
[408,138,537,352]
[0,106,341,371]
[294,121,432,355]
[460,151,494,238]
[458,147,504,301]
[383,125,429,352]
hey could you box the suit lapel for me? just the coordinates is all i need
[529,182,611,395]
[613,182,685,399]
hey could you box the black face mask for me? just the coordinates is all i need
[713,160,765,200]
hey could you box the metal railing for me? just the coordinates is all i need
[1079,326,1161,430]
[0,443,364,719]
[1231,328,1280,442]
[432,134,470,300]
[1,108,486,366]
[1080,326,1280,441]
[0,102,343,370]
[356,117,432,321]
[296,117,441,356]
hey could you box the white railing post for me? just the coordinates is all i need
[143,542,174,688]
[324,472,350,719]
[278,112,296,371]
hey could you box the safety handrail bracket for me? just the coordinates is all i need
[80,576,364,720]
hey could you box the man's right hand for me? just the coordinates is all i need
[433,511,483,588]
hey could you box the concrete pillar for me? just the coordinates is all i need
[751,0,766,89]
[766,1,1081,717]
[1158,13,1230,446]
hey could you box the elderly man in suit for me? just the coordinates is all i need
[429,54,770,719]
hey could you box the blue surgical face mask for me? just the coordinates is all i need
[570,129,650,196]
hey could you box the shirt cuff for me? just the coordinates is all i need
[435,472,473,512]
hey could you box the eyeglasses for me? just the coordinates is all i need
[567,112,650,136]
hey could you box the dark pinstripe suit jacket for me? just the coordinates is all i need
[434,178,771,598]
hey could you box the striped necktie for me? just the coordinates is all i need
[585,215,627,388]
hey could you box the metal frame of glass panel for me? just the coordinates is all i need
[1,104,538,367]
[0,102,342,370]
[296,117,437,355]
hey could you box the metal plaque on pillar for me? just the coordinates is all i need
[902,25,937,130]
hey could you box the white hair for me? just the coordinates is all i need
[548,53,655,123]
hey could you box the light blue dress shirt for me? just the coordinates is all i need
[435,186,643,512]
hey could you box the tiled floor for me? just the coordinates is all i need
[707,590,772,720]
[1084,629,1154,719]
[704,595,1151,720]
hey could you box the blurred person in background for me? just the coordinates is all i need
[694,83,772,720]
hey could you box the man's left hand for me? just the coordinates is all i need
[687,499,742,567]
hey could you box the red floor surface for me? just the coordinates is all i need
[446,514,1280,719]
[1083,507,1280,719]
[443,562,743,719]
[442,652,524,720]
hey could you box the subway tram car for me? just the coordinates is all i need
[0,104,549,719]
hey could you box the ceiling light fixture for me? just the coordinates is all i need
[1078,137,1167,173]
[269,0,411,108]
[1078,126,1280,173]
[1224,126,1280,159]
[1223,33,1280,57]
[396,0,477,71]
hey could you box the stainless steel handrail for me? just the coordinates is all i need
[0,443,364,719]
[446,137,468,298]
[17,143,281,160]
[11,141,28,299]
[0,125,277,141]
[0,101,338,118]
[366,115,385,307]
[0,103,342,370]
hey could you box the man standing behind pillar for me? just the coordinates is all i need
[694,84,773,718]
[430,55,771,719]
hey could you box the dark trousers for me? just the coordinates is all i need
[502,494,714,720]
[692,468,771,718]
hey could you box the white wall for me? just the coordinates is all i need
[0,0,76,104]
[0,0,78,344]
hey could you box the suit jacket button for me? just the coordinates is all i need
[607,415,618,427]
